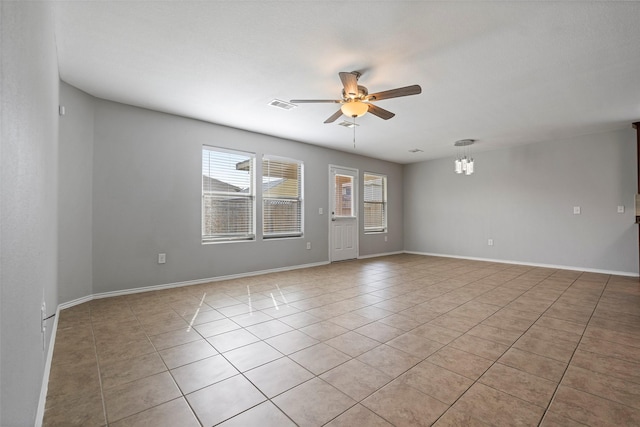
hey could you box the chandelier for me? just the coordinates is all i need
[454,139,475,175]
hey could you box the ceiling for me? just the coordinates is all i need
[53,1,640,164]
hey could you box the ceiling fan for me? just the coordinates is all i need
[290,71,422,124]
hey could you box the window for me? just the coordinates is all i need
[262,156,303,238]
[202,146,255,242]
[363,172,387,232]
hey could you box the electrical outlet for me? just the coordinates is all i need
[573,206,581,215]
[306,242,311,250]
[158,253,166,264]
[384,236,388,242]
[488,239,494,246]
[618,205,625,213]
[318,208,323,215]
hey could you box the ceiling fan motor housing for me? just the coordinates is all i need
[342,85,368,101]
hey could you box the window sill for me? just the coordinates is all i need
[263,234,304,241]
[202,238,255,245]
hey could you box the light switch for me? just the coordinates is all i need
[319,208,323,215]
[618,205,625,213]
[573,206,581,215]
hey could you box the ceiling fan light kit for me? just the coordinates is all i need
[454,139,475,175]
[341,100,368,118]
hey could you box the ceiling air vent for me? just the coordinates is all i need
[337,121,359,128]
[268,99,297,110]
[409,148,424,153]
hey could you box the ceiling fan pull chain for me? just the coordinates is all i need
[353,117,356,148]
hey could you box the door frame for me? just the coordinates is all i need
[328,165,359,262]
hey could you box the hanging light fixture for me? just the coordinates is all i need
[454,139,475,175]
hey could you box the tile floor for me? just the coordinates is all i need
[42,254,640,426]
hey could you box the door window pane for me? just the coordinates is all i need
[334,174,354,217]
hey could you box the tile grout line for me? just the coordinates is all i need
[139,301,204,426]
[89,305,110,427]
[539,278,640,419]
[144,298,223,427]
[536,273,610,427]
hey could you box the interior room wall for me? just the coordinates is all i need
[58,82,94,303]
[404,128,638,275]
[0,2,60,425]
[91,99,404,294]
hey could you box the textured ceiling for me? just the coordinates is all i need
[53,1,640,164]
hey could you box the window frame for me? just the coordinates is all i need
[201,145,256,244]
[261,155,304,239]
[363,172,388,234]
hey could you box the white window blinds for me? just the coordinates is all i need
[202,146,255,242]
[363,173,387,232]
[262,156,303,238]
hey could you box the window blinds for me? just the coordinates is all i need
[363,173,387,232]
[202,146,255,242]
[262,157,303,238]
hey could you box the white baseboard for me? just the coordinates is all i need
[57,294,93,311]
[91,260,330,301]
[403,250,639,277]
[55,260,331,309]
[358,251,404,260]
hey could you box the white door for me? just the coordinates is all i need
[329,166,358,262]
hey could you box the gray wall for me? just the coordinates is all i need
[404,128,638,275]
[58,82,94,302]
[0,2,59,425]
[91,99,404,294]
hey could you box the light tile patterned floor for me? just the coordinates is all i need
[43,254,640,426]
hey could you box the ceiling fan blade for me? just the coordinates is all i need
[324,109,344,124]
[290,99,341,104]
[339,72,359,98]
[367,84,422,101]
[367,104,395,120]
